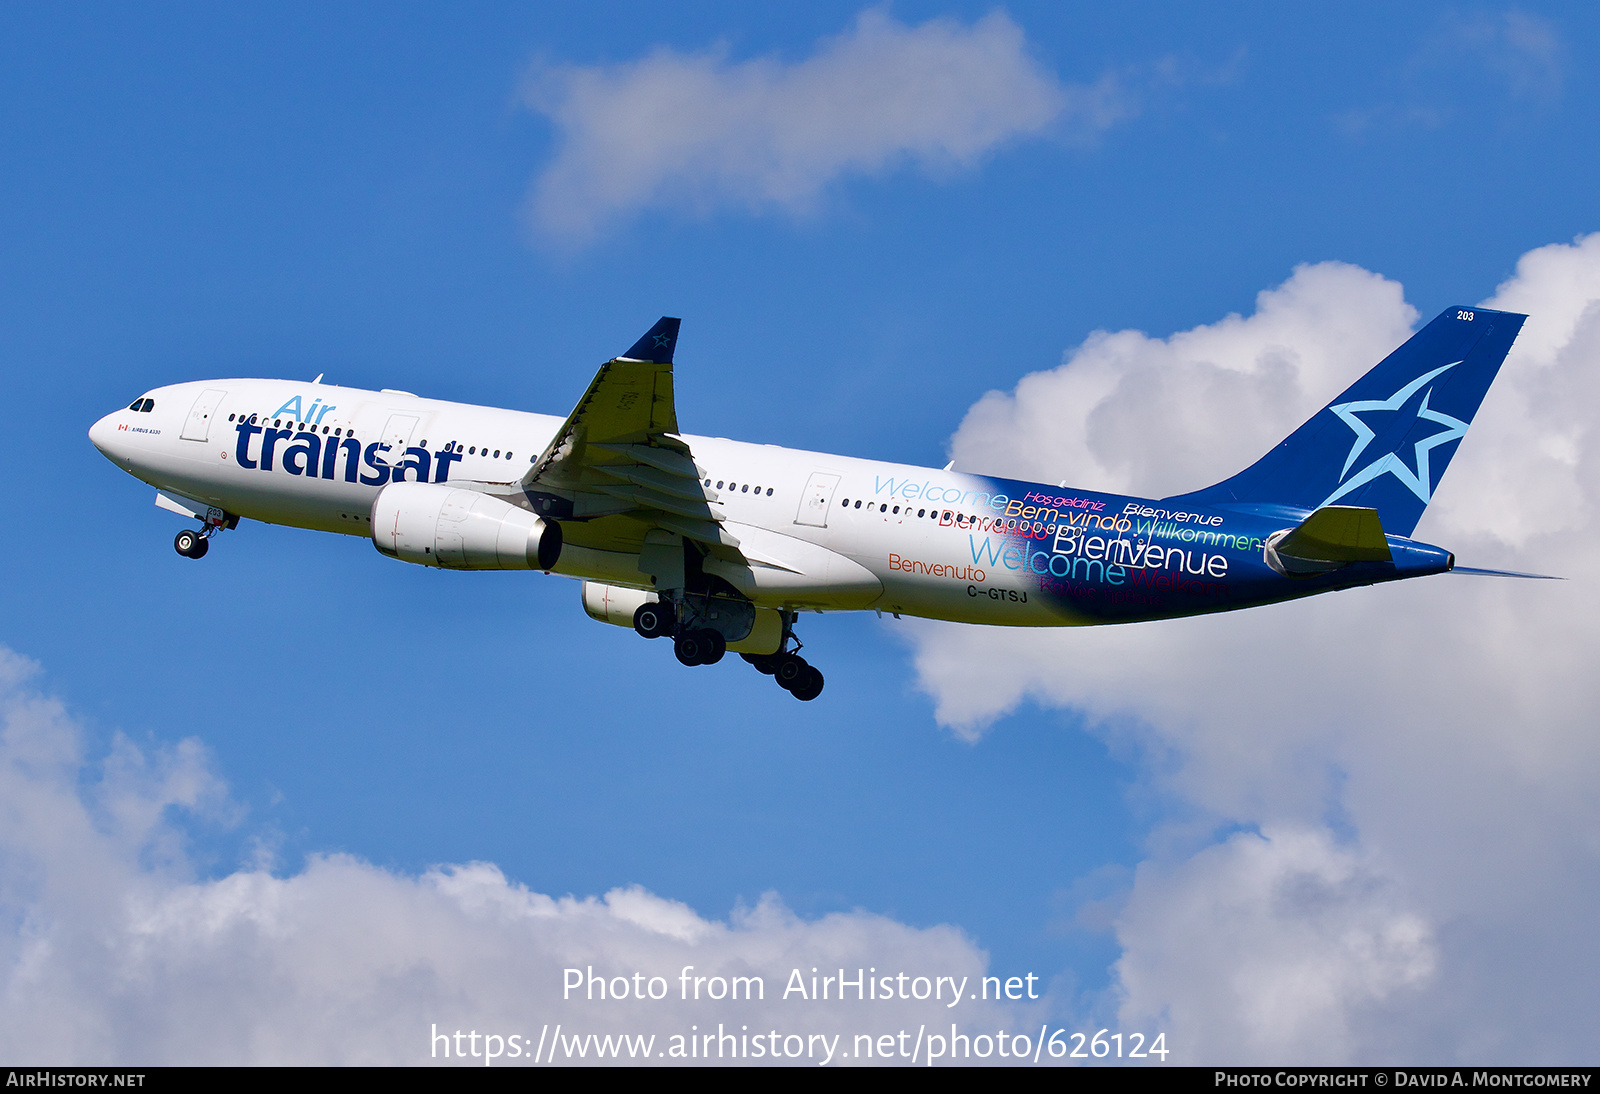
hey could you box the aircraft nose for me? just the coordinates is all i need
[89,411,124,459]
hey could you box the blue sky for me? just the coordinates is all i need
[2,2,1598,1064]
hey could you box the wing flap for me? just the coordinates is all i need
[591,462,717,502]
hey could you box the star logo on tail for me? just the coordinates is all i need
[1319,361,1469,507]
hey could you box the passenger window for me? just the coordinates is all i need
[840,498,849,506]
[918,509,925,517]
[893,506,900,514]
[854,500,862,509]
[506,452,513,459]
[718,481,725,489]
[741,484,749,493]
[766,488,773,496]
[494,450,500,458]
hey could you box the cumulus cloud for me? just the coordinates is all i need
[911,235,1600,1061]
[523,10,1124,241]
[0,648,1023,1065]
[1114,828,1434,1064]
[948,261,1419,495]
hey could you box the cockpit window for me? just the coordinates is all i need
[128,397,154,412]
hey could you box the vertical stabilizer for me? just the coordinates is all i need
[1170,306,1525,536]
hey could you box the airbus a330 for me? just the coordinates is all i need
[90,306,1540,701]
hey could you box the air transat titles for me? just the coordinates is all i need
[232,418,462,486]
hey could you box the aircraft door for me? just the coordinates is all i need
[794,471,841,527]
[180,388,228,441]
[381,414,420,463]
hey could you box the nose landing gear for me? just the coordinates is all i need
[174,529,207,558]
[174,527,210,559]
[173,506,237,559]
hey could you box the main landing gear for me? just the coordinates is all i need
[740,647,824,702]
[632,602,824,701]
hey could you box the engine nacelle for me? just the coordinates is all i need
[372,482,562,570]
[581,581,658,627]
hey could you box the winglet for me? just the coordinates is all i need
[620,317,681,364]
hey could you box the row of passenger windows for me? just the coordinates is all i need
[224,412,515,458]
[839,497,967,522]
[230,412,354,436]
[127,398,155,412]
[703,478,774,497]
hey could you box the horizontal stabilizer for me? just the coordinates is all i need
[1449,566,1563,580]
[1276,506,1392,563]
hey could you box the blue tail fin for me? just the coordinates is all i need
[620,317,681,364]
[1170,305,1526,536]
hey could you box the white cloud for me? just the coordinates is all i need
[523,10,1120,241]
[0,648,1025,1065]
[1115,828,1434,1064]
[910,236,1600,1061]
[948,261,1419,496]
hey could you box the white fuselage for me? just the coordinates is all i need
[91,378,1095,627]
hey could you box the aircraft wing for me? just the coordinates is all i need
[519,317,741,558]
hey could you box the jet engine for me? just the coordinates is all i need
[372,482,561,570]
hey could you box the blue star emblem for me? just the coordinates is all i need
[1319,361,1469,507]
[652,332,674,349]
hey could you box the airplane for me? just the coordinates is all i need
[89,305,1545,702]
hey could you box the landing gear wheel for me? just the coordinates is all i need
[700,630,726,665]
[191,536,209,559]
[633,602,673,639]
[789,665,824,701]
[774,653,809,690]
[175,529,202,558]
[741,652,778,675]
[674,631,709,666]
